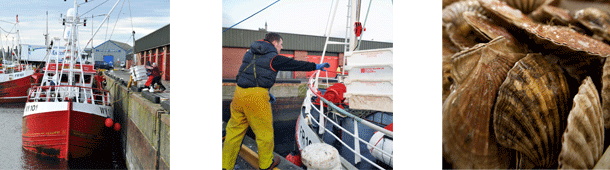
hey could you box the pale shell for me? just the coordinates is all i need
[558,77,604,169]
[443,37,524,168]
[493,54,570,168]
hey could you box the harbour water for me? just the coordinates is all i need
[0,103,126,169]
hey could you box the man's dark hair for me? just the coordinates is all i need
[264,32,282,43]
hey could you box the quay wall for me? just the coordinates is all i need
[105,74,170,170]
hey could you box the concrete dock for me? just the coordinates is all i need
[104,70,170,169]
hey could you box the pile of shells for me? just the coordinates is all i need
[442,0,610,169]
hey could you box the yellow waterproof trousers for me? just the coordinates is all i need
[222,86,274,170]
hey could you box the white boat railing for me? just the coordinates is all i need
[27,85,112,106]
[304,73,392,170]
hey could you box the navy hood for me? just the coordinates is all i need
[249,40,278,55]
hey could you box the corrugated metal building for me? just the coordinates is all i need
[222,27,393,79]
[132,24,170,81]
[93,40,132,67]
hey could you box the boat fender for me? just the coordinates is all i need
[367,123,393,167]
[105,118,113,128]
[301,143,341,170]
[113,123,121,131]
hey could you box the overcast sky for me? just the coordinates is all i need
[0,0,169,49]
[222,0,393,43]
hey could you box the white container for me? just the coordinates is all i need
[344,48,393,112]
[345,64,393,82]
[345,80,393,95]
[345,48,392,66]
[130,65,148,81]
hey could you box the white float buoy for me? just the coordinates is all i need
[301,143,341,170]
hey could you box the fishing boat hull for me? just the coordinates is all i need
[0,70,35,103]
[22,101,114,159]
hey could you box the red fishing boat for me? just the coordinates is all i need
[0,63,39,103]
[22,0,120,160]
[0,16,42,103]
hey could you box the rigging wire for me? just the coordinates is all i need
[124,33,132,44]
[109,0,126,40]
[0,26,18,35]
[127,0,134,43]
[222,0,280,33]
[80,0,110,17]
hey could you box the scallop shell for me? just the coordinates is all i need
[443,0,486,29]
[478,0,535,27]
[462,11,524,52]
[492,54,570,168]
[601,58,610,129]
[530,5,573,26]
[442,37,524,169]
[573,8,610,42]
[500,0,548,14]
[443,37,457,103]
[451,36,525,85]
[443,0,488,49]
[558,77,604,169]
[479,0,610,58]
[443,0,463,8]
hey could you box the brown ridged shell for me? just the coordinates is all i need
[442,37,524,169]
[462,11,524,52]
[601,58,610,129]
[558,77,604,169]
[451,36,525,85]
[500,0,548,14]
[479,0,610,58]
[574,8,610,42]
[492,54,570,168]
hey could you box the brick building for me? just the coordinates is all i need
[222,27,393,80]
[130,24,170,81]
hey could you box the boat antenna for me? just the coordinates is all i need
[222,0,280,33]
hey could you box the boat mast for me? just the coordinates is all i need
[45,11,49,53]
